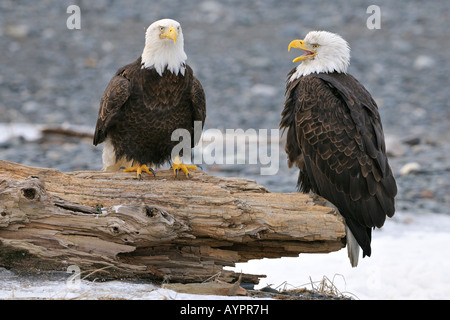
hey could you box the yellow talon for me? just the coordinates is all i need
[172,156,197,178]
[123,163,155,180]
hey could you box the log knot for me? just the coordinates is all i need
[0,176,48,227]
[20,175,46,202]
[145,205,171,222]
[22,187,38,200]
[110,204,191,241]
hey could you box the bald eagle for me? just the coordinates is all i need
[280,31,397,267]
[93,19,206,179]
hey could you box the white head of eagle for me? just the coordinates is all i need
[288,31,350,81]
[141,18,187,76]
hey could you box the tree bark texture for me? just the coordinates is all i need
[0,160,345,284]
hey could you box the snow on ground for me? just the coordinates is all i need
[0,123,42,144]
[229,210,450,300]
[0,276,258,300]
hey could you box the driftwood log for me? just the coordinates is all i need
[0,160,345,284]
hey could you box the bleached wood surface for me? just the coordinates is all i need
[0,160,345,284]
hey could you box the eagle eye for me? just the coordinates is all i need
[312,43,320,49]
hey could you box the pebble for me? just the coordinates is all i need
[400,162,421,176]
[4,24,29,39]
[250,84,278,97]
[385,136,408,158]
[413,55,436,70]
[420,190,435,199]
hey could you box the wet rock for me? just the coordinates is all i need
[402,136,421,146]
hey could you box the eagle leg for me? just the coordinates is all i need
[122,164,156,180]
[171,156,197,179]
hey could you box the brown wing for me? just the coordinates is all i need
[93,72,131,146]
[190,75,206,147]
[281,72,310,191]
[281,72,397,257]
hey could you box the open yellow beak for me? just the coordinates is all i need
[288,39,316,63]
[162,26,178,44]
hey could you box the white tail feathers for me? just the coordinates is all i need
[319,197,360,267]
[101,137,133,171]
[346,225,360,267]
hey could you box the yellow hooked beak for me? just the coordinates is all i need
[288,39,316,63]
[161,26,178,44]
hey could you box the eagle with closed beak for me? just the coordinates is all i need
[94,19,206,180]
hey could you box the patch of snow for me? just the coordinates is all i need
[229,210,450,300]
[0,123,43,143]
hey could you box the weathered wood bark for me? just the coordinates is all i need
[0,160,345,284]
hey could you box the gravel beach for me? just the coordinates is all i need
[0,0,449,299]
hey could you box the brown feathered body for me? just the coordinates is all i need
[280,70,397,257]
[93,57,206,168]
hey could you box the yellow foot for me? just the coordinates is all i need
[172,156,197,179]
[122,164,155,180]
